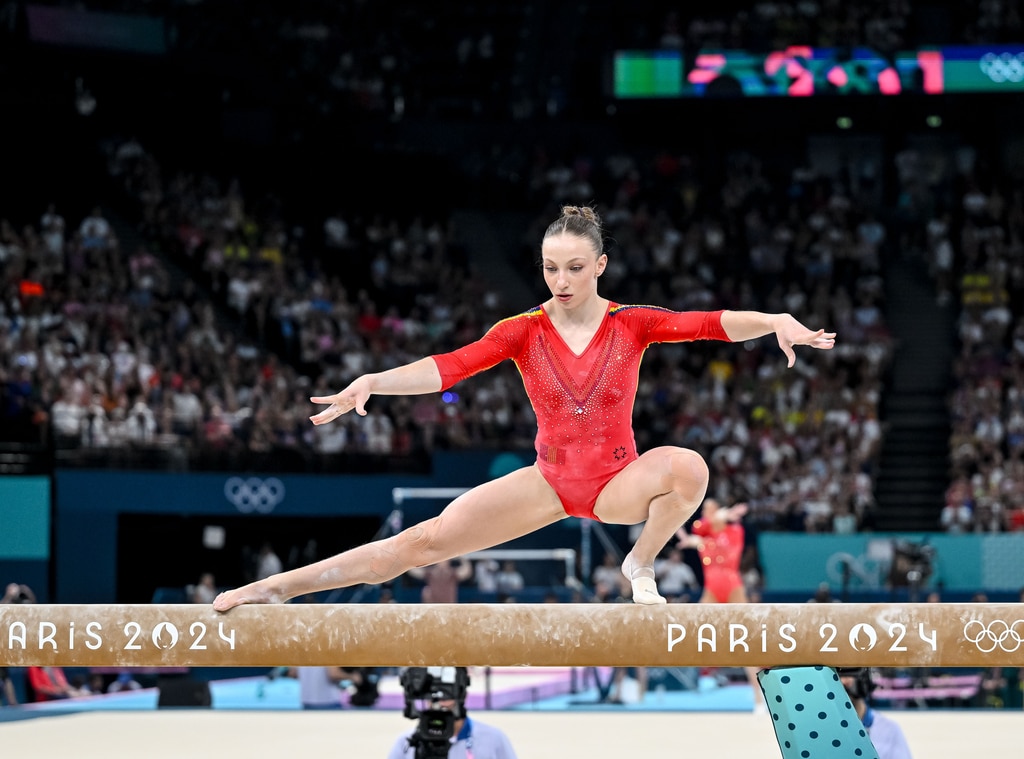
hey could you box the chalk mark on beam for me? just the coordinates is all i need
[2,603,1022,668]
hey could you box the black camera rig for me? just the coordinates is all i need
[836,667,877,700]
[400,667,471,759]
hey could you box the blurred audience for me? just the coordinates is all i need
[1,121,896,538]
[898,133,1024,533]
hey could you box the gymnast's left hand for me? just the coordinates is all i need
[774,314,836,368]
[309,377,372,424]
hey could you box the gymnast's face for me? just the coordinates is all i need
[702,499,720,519]
[541,233,607,310]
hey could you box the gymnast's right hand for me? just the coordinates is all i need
[309,377,372,424]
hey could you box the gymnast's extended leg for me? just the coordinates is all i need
[213,466,567,610]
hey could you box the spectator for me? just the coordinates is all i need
[474,558,500,594]
[1,582,36,706]
[78,206,112,251]
[810,582,835,603]
[0,668,16,707]
[654,547,699,600]
[740,545,764,599]
[26,666,89,702]
[940,482,974,533]
[106,672,143,693]
[190,572,218,604]
[255,542,283,581]
[609,666,649,705]
[591,551,623,591]
[1,582,35,604]
[838,668,913,759]
[407,558,473,604]
[388,667,517,759]
[494,560,525,597]
[288,666,346,710]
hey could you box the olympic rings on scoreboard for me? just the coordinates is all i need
[979,52,1024,84]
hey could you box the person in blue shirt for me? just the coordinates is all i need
[387,667,517,759]
[839,668,913,759]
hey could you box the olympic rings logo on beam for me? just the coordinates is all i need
[224,477,286,513]
[979,52,1024,83]
[963,619,1024,653]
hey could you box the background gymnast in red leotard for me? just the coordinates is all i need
[677,498,766,712]
[213,206,835,613]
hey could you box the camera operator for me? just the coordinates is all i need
[838,668,913,759]
[387,667,517,759]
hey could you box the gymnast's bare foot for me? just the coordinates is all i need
[621,553,666,605]
[212,583,285,611]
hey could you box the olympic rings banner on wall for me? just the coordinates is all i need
[614,45,1024,98]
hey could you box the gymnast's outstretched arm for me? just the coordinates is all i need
[309,357,443,425]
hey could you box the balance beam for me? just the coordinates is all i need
[2,603,1022,668]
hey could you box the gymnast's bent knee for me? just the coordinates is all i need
[668,449,710,503]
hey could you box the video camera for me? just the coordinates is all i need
[835,667,876,700]
[889,539,935,602]
[400,666,470,759]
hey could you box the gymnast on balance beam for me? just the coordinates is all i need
[213,205,834,613]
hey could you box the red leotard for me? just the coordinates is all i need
[692,519,745,602]
[431,303,729,519]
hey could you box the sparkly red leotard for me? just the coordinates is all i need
[692,519,745,602]
[430,303,730,519]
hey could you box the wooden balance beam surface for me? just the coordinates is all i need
[2,603,1023,668]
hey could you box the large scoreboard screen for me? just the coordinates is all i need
[614,46,1024,98]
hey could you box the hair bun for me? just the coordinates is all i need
[561,205,598,223]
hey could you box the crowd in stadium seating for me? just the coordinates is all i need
[3,1,964,533]
[4,0,1024,535]
[622,1,1022,50]
[1,123,899,536]
[909,138,1024,533]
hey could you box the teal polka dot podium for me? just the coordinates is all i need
[758,666,879,759]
